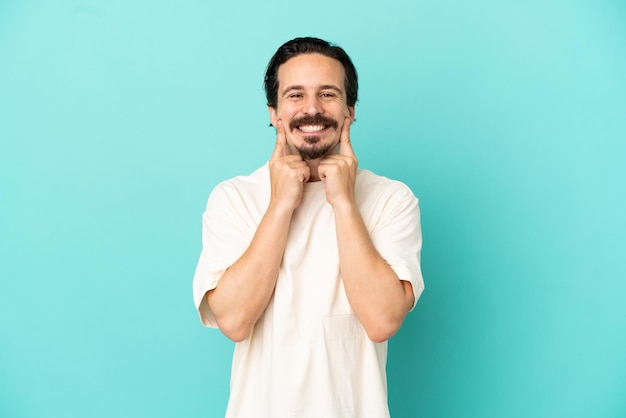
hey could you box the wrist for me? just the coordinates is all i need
[331,199,359,217]
[267,200,296,219]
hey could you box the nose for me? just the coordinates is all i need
[302,95,323,115]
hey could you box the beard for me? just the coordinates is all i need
[289,114,339,160]
[294,140,335,160]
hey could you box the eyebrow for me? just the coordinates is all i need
[281,85,344,96]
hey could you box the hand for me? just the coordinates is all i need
[318,118,358,209]
[268,120,311,212]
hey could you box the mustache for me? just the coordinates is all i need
[289,115,339,131]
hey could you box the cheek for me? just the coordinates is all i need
[279,110,300,130]
[282,108,298,120]
[276,102,296,116]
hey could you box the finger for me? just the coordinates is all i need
[317,164,327,182]
[339,117,354,157]
[271,120,287,160]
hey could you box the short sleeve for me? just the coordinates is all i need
[369,184,425,310]
[192,182,257,327]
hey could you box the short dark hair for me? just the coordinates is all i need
[264,37,358,109]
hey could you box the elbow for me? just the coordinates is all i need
[364,318,404,343]
[365,281,415,342]
[224,330,250,343]
[206,291,254,342]
[362,299,412,343]
[215,316,253,342]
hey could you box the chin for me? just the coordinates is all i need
[296,142,335,160]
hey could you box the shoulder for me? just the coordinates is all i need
[356,168,417,202]
[206,163,270,208]
[355,169,421,231]
[211,163,269,195]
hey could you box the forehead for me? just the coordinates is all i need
[277,53,346,92]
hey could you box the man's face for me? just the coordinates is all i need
[269,53,355,160]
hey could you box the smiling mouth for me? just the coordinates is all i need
[297,124,329,134]
[290,115,338,135]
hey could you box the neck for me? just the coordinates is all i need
[300,143,340,182]
[306,159,323,182]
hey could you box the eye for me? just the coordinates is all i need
[288,93,303,99]
[320,92,336,98]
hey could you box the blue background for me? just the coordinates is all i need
[1,1,625,417]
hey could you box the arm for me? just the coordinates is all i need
[333,205,415,342]
[318,119,415,342]
[206,121,310,342]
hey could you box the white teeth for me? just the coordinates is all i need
[299,125,325,133]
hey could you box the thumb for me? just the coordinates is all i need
[271,120,287,160]
[339,117,354,157]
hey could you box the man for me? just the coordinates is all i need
[193,37,424,418]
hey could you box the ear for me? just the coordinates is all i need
[268,106,278,128]
[348,106,356,122]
